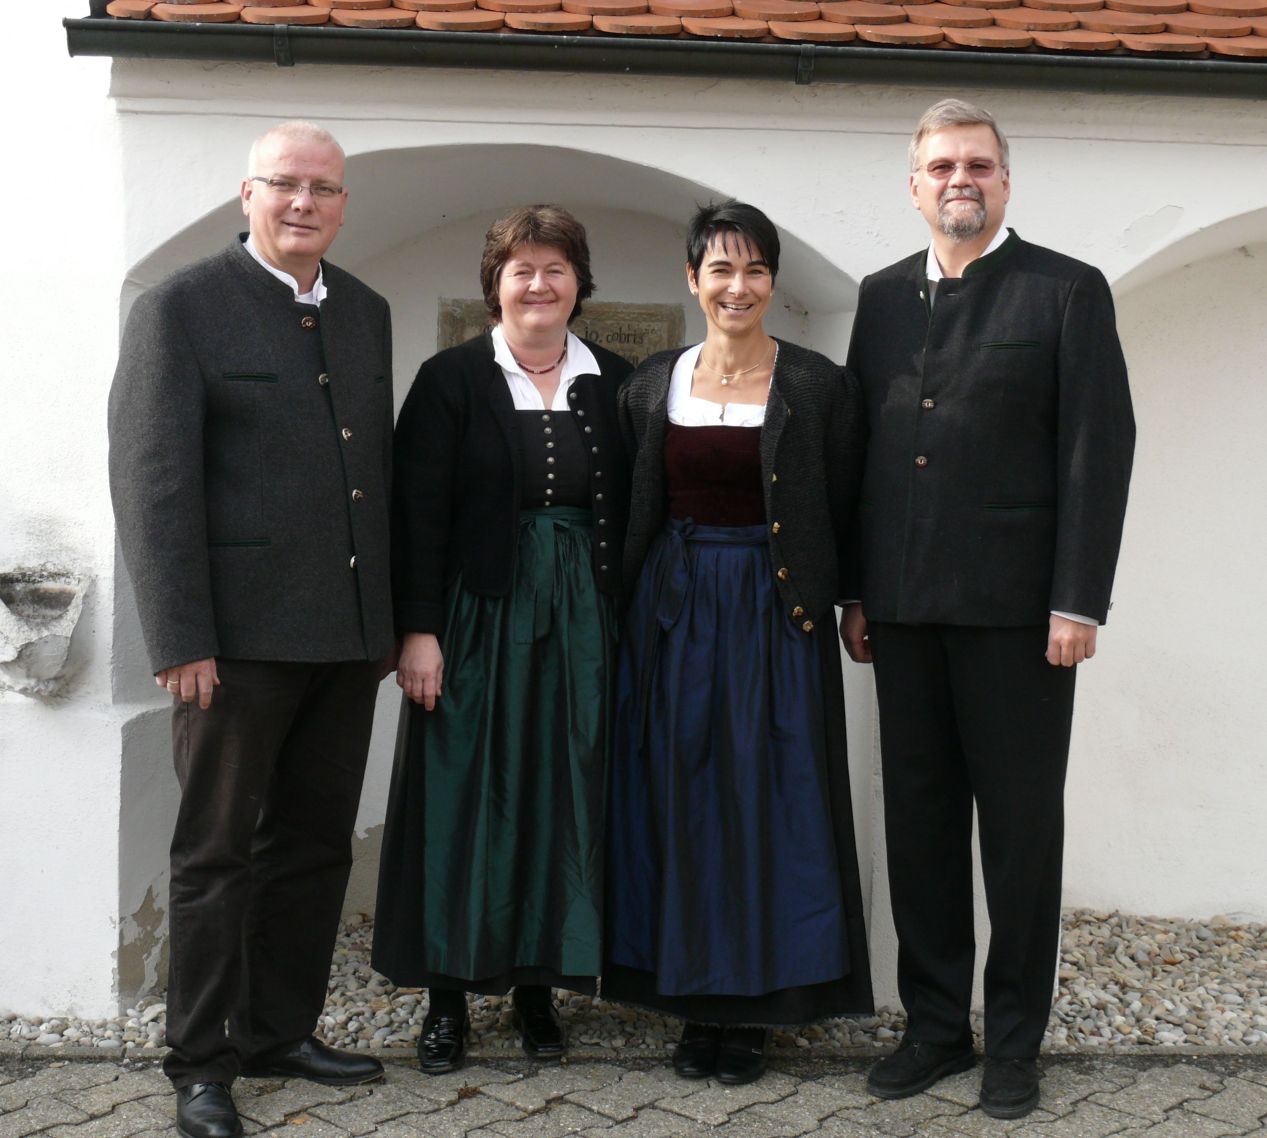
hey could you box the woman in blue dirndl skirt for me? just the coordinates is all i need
[604,201,873,1085]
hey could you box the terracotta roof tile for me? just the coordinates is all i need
[331,5,418,22]
[944,19,1034,36]
[152,3,243,19]
[1079,7,1165,28]
[1105,0,1185,13]
[506,8,595,25]
[240,4,331,20]
[994,5,1079,25]
[856,18,945,37]
[1024,0,1102,11]
[593,9,683,25]
[415,6,505,23]
[769,14,858,32]
[682,13,771,30]
[906,3,994,26]
[1165,9,1252,29]
[105,0,156,15]
[820,1,906,22]
[563,0,646,11]
[1191,0,1267,11]
[1205,25,1267,42]
[1032,23,1119,40]
[734,0,819,19]
[1117,27,1207,43]
[81,0,1267,63]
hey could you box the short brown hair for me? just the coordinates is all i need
[909,99,1009,172]
[480,204,594,323]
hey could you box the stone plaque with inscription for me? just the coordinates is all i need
[437,299,685,369]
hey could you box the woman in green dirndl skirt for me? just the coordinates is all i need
[372,205,633,1072]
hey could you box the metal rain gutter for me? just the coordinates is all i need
[64,16,1267,95]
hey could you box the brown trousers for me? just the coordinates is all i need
[163,658,380,1088]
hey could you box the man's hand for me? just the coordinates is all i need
[398,632,444,710]
[1046,614,1097,667]
[840,603,873,664]
[156,658,219,709]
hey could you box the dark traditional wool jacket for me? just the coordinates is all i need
[846,231,1135,627]
[392,332,633,636]
[620,339,864,631]
[108,239,394,673]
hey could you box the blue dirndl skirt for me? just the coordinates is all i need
[604,519,873,1024]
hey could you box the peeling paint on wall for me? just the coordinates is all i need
[117,884,169,1001]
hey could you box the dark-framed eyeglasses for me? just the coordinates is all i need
[917,159,999,180]
[250,176,344,200]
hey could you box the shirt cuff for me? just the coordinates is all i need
[1051,610,1097,626]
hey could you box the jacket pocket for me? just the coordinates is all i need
[222,372,279,383]
[982,502,1054,510]
[980,341,1040,350]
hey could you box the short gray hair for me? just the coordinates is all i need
[248,121,346,177]
[908,99,1009,172]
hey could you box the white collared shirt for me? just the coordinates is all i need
[491,325,599,411]
[667,343,771,427]
[925,224,1011,286]
[244,235,326,306]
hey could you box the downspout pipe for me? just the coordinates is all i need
[65,16,1267,96]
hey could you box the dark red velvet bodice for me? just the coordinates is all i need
[664,423,765,526]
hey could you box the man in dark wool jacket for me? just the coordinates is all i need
[842,99,1135,1120]
[109,122,393,1138]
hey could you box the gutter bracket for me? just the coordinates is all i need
[795,44,815,85]
[273,25,294,67]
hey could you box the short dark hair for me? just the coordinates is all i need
[480,204,594,323]
[685,200,780,281]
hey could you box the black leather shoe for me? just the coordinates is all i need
[672,1022,721,1079]
[715,1026,771,1086]
[867,1037,975,1100]
[980,1057,1040,1119]
[175,1082,242,1138]
[513,996,566,1059]
[418,1011,469,1074]
[240,1036,383,1086]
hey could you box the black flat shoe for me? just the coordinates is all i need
[867,1037,975,1100]
[175,1082,242,1138]
[418,1011,469,1074]
[715,1027,771,1086]
[240,1036,383,1086]
[513,996,566,1059]
[980,1057,1041,1119]
[672,1022,722,1080]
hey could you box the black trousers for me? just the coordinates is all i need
[163,658,381,1088]
[869,622,1076,1060]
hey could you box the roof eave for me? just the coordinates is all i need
[64,16,1267,95]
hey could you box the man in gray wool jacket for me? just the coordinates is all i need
[108,121,394,1138]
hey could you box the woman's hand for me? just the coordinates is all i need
[397,632,444,709]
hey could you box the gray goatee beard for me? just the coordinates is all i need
[938,187,986,241]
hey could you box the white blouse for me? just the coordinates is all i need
[492,325,600,411]
[666,343,771,428]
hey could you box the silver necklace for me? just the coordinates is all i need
[699,340,774,386]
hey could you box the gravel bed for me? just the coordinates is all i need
[5,910,1264,1058]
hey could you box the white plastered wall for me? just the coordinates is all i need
[3,1,1266,1017]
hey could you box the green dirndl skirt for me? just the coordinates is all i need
[371,507,617,995]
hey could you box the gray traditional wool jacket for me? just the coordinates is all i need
[619,339,864,631]
[847,231,1135,627]
[108,239,394,673]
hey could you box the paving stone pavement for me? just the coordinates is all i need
[2,1051,1265,1138]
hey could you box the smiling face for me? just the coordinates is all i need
[687,233,774,339]
[241,133,347,283]
[496,244,579,340]
[910,123,1010,244]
